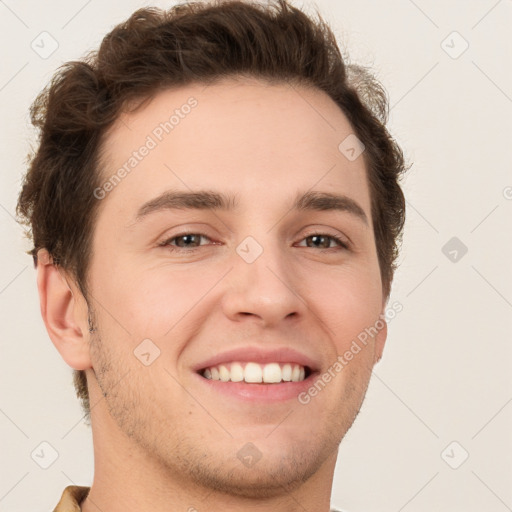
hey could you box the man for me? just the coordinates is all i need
[16,0,407,510]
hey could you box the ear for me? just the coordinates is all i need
[36,249,92,371]
[373,302,388,365]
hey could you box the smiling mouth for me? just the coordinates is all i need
[199,362,311,383]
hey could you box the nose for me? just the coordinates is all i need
[220,239,306,328]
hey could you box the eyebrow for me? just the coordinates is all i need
[134,189,368,226]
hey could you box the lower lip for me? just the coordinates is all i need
[193,372,318,403]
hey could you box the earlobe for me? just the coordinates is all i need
[36,249,92,371]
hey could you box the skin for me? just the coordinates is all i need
[37,77,388,512]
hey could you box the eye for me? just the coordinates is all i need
[297,232,349,251]
[159,233,212,251]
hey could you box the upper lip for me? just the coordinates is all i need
[192,346,321,373]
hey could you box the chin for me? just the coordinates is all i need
[154,428,337,499]
[184,452,323,499]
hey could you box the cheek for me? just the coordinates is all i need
[95,262,214,340]
[303,266,383,347]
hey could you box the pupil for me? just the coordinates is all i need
[311,235,327,248]
[181,234,197,246]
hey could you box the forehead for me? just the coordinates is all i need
[96,78,371,224]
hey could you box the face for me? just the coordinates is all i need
[85,78,387,496]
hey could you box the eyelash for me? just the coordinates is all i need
[159,231,349,252]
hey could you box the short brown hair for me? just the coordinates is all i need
[16,0,407,422]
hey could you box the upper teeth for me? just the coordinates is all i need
[202,362,306,383]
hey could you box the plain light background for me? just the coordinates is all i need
[1,1,511,511]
